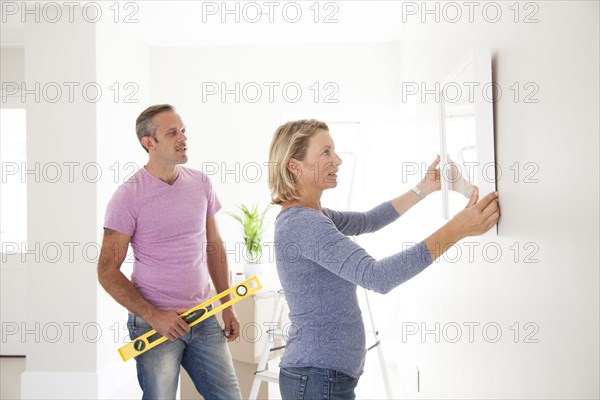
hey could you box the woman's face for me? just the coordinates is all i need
[291,129,343,194]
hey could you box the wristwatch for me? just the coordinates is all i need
[411,186,426,200]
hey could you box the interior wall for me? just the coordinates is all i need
[1,8,150,399]
[148,43,411,398]
[148,41,402,267]
[1,45,27,356]
[385,1,599,398]
[0,46,28,400]
[20,14,99,399]
[0,46,24,85]
[1,1,597,399]
[147,7,600,396]
[95,20,150,400]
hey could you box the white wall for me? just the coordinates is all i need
[0,46,24,85]
[1,45,27,356]
[95,19,149,400]
[1,6,150,399]
[148,42,402,267]
[20,14,99,399]
[147,6,600,396]
[2,1,597,399]
[379,2,598,399]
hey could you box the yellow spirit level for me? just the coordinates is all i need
[118,275,262,362]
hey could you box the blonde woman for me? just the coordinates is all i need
[268,119,499,399]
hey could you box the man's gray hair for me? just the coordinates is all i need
[135,104,176,153]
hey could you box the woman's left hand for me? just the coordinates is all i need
[417,155,441,195]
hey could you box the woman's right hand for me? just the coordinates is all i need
[450,186,500,239]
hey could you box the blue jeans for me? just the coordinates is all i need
[279,367,359,400]
[127,312,242,400]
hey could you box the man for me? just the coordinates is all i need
[98,104,242,399]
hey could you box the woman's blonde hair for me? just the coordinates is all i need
[268,119,329,205]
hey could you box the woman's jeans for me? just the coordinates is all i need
[279,366,359,400]
[127,312,242,400]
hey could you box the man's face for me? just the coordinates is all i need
[146,111,188,165]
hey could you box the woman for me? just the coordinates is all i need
[268,119,499,399]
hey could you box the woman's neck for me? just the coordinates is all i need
[282,189,322,211]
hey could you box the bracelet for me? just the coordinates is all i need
[411,186,426,200]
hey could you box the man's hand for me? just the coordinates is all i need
[221,307,240,342]
[146,309,190,341]
[205,216,240,342]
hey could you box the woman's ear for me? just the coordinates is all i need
[287,159,301,180]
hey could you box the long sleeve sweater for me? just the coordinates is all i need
[274,201,433,378]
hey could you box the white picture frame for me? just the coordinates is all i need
[439,46,497,234]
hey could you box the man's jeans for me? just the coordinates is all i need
[279,366,359,400]
[127,312,242,400]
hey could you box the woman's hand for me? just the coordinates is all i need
[450,186,500,239]
[416,155,441,195]
[423,186,500,261]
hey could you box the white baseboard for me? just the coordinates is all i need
[21,371,98,399]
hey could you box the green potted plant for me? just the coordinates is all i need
[226,203,270,277]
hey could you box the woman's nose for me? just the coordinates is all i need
[335,152,343,166]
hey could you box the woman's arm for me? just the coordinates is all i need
[324,156,441,235]
[424,188,499,261]
[280,188,499,294]
[280,210,431,294]
[391,156,441,215]
[324,202,399,236]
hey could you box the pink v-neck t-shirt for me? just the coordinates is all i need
[104,166,221,311]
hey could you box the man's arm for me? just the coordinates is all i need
[97,228,189,340]
[205,216,240,342]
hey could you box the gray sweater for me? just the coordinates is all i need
[274,202,433,378]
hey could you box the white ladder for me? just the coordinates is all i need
[248,289,393,400]
[361,287,393,398]
[249,289,287,400]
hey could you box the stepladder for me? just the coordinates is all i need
[249,289,287,400]
[248,288,393,400]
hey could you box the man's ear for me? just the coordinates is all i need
[142,136,154,152]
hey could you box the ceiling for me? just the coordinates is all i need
[1,1,406,46]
